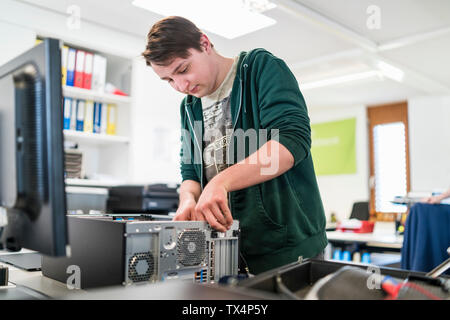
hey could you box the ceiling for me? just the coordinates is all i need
[14,0,450,108]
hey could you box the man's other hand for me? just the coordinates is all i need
[173,198,196,221]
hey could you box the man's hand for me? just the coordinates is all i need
[193,179,233,232]
[173,197,196,221]
[173,180,201,221]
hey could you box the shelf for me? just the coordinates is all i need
[63,130,129,146]
[63,85,131,105]
[65,178,124,188]
[65,186,109,195]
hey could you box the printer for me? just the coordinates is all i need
[106,184,179,214]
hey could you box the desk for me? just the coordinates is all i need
[1,253,271,300]
[3,267,273,300]
[325,222,403,267]
[326,221,403,250]
[326,231,403,250]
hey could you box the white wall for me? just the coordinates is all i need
[408,96,450,192]
[128,58,183,184]
[308,96,450,221]
[308,105,370,221]
[0,21,36,66]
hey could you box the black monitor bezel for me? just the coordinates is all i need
[0,38,68,256]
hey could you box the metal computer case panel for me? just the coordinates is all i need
[123,220,239,285]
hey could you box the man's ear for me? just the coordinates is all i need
[200,34,212,53]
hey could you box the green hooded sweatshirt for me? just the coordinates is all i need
[179,48,328,274]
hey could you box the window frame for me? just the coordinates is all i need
[367,101,411,221]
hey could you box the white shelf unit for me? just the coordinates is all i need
[63,130,129,146]
[65,186,109,195]
[65,178,123,188]
[63,85,132,105]
[61,42,133,185]
[65,178,118,195]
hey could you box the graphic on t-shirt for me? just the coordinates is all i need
[203,96,233,182]
[201,56,238,183]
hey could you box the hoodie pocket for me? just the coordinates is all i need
[232,186,287,256]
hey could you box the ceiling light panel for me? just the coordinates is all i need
[132,0,277,39]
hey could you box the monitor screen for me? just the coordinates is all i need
[0,38,68,257]
[0,73,16,208]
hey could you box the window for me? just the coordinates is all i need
[373,122,407,213]
[368,102,410,221]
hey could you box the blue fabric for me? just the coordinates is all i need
[401,203,450,274]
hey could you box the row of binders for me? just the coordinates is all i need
[61,45,107,91]
[63,97,117,135]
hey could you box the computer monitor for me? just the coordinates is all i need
[0,38,68,257]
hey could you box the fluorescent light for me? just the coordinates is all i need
[132,0,277,39]
[301,70,381,90]
[376,61,404,82]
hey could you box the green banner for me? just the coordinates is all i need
[311,117,356,175]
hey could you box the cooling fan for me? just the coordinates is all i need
[127,252,155,282]
[177,229,206,267]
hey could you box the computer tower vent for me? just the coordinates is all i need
[177,229,206,266]
[127,252,155,282]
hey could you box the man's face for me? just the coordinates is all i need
[151,46,217,98]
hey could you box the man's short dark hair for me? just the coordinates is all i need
[142,16,207,67]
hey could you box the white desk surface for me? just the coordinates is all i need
[0,248,37,256]
[2,262,271,300]
[0,249,270,300]
[326,222,403,249]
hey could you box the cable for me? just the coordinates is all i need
[402,282,443,300]
[275,274,301,300]
[382,275,444,300]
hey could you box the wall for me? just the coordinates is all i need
[408,96,450,193]
[0,21,36,66]
[128,58,184,184]
[308,104,370,221]
[308,96,450,221]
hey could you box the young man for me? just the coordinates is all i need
[142,16,327,274]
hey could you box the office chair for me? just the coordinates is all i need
[349,201,370,221]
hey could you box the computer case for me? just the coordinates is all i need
[41,215,239,289]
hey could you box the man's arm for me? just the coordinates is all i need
[173,180,201,221]
[215,140,294,192]
[193,54,309,231]
[193,140,294,231]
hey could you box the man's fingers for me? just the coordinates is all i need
[173,204,196,221]
[209,203,227,226]
[200,207,227,232]
[173,210,190,221]
[218,199,233,227]
[193,207,207,221]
